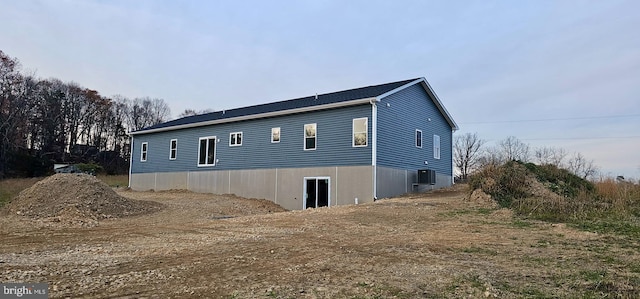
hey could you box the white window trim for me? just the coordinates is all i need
[434,134,441,159]
[198,136,217,167]
[169,139,177,160]
[416,129,422,148]
[352,117,368,147]
[140,142,148,162]
[229,132,242,146]
[304,123,317,151]
[271,127,281,143]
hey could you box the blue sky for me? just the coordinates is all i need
[1,0,639,178]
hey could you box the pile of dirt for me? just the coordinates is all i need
[3,174,164,226]
[467,188,499,208]
[468,161,596,207]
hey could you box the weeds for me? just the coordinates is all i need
[510,219,532,228]
[0,177,42,207]
[469,161,640,234]
[570,219,640,238]
[351,282,409,299]
[462,246,498,256]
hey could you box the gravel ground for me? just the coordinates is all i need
[1,186,638,298]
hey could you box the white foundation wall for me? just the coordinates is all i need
[130,166,374,210]
[376,166,453,199]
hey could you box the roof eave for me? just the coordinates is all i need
[129,97,376,136]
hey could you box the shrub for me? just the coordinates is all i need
[524,162,595,197]
[469,161,618,222]
[75,163,103,175]
[470,161,532,207]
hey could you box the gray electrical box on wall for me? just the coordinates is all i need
[418,169,436,185]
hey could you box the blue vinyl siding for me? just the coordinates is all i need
[376,84,453,175]
[131,104,372,173]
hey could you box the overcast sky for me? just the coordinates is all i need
[1,0,639,178]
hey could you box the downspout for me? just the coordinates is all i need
[370,98,378,200]
[128,134,134,188]
[451,128,456,185]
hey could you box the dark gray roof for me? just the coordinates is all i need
[134,78,420,133]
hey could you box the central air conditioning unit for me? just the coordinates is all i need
[417,169,436,185]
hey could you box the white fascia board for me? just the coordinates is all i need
[130,97,376,136]
[376,78,424,100]
[376,78,459,131]
[419,79,459,131]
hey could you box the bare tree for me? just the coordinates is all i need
[453,132,485,180]
[534,146,567,167]
[567,152,599,180]
[0,50,30,177]
[498,136,530,162]
[477,146,505,167]
[177,108,214,118]
[126,97,171,132]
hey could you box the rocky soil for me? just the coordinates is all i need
[2,174,164,227]
[0,184,638,298]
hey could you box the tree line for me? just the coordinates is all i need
[454,133,600,181]
[0,50,171,177]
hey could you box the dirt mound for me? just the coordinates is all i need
[467,188,499,208]
[3,174,163,226]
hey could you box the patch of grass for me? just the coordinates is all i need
[531,239,552,248]
[477,207,495,215]
[351,282,410,299]
[597,254,620,265]
[439,209,475,217]
[462,246,498,256]
[470,161,640,225]
[581,269,607,282]
[493,280,514,293]
[97,174,129,188]
[519,287,555,298]
[265,289,278,298]
[524,162,596,198]
[570,219,640,238]
[467,274,484,289]
[444,273,486,296]
[439,208,498,219]
[510,219,532,228]
[630,263,640,274]
[520,255,552,266]
[0,177,41,207]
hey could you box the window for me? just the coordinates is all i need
[352,118,368,147]
[198,136,217,166]
[230,132,242,146]
[416,130,422,148]
[140,142,148,162]
[169,139,177,160]
[433,135,441,159]
[304,123,316,150]
[271,127,281,143]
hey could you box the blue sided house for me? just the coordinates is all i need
[128,78,458,210]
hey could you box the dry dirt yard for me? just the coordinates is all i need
[1,185,639,298]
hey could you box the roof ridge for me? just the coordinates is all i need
[133,78,421,133]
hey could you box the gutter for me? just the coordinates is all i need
[130,97,377,136]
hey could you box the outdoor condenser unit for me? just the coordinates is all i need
[417,169,436,185]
